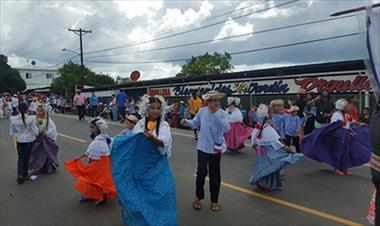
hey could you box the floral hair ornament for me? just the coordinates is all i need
[227,97,241,106]
[138,94,167,119]
[256,104,269,120]
[90,117,108,132]
[335,98,348,111]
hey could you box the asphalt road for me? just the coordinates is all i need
[0,114,374,226]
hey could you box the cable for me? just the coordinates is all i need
[85,0,299,55]
[84,0,266,50]
[46,55,78,69]
[86,14,355,59]
[85,32,361,65]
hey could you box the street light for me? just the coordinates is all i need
[62,48,84,89]
[62,48,80,56]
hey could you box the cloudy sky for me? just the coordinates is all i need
[1,0,379,80]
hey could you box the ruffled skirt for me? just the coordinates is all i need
[29,134,59,174]
[111,133,177,226]
[249,145,303,190]
[224,122,253,150]
[301,121,371,172]
[65,156,116,200]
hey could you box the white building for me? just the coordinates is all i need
[15,67,60,91]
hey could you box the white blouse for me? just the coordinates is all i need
[133,118,173,157]
[251,124,284,151]
[36,118,57,141]
[85,133,111,160]
[9,115,38,143]
[225,108,243,123]
[331,111,344,123]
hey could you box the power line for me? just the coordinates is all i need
[84,0,266,50]
[86,14,355,59]
[85,32,361,65]
[46,55,78,69]
[85,0,299,55]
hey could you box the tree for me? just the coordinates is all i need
[0,54,26,93]
[177,52,234,77]
[115,76,132,84]
[52,61,115,98]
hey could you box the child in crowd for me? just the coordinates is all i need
[269,99,286,141]
[178,100,186,127]
[29,104,59,175]
[284,106,302,153]
[119,114,139,136]
[65,118,116,205]
[29,97,38,115]
[224,97,252,152]
[249,104,303,191]
[248,104,259,127]
[111,95,177,226]
[181,91,230,212]
[9,102,38,184]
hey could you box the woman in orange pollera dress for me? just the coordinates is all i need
[65,118,116,205]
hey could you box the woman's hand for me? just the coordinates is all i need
[144,130,154,139]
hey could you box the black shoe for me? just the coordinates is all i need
[16,176,24,185]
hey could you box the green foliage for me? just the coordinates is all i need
[52,61,115,98]
[0,54,26,93]
[177,52,234,77]
[116,76,132,84]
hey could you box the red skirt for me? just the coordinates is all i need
[65,156,117,200]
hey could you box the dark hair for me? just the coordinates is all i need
[145,97,162,136]
[18,102,28,127]
[191,90,197,99]
[256,117,267,139]
[376,98,380,112]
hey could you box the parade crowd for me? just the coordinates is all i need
[2,87,380,226]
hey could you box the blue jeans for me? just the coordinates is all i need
[91,105,98,118]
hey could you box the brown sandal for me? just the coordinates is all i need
[211,203,221,212]
[192,199,201,210]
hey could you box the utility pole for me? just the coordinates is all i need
[68,28,92,89]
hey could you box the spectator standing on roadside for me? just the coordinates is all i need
[294,89,308,139]
[73,90,86,120]
[116,89,127,122]
[90,92,99,118]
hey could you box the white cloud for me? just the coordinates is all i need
[234,62,297,72]
[114,0,163,19]
[159,1,214,31]
[234,1,312,19]
[128,27,155,50]
[7,54,51,68]
[140,63,181,80]
[214,19,253,41]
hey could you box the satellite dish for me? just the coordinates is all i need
[130,70,141,81]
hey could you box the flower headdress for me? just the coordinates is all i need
[90,117,108,132]
[257,104,269,120]
[138,94,167,119]
[227,97,240,106]
[335,98,348,111]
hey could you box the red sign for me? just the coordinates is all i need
[130,71,141,81]
[148,88,171,96]
[294,75,371,93]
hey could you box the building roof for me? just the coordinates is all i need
[83,59,365,92]
[15,67,59,72]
